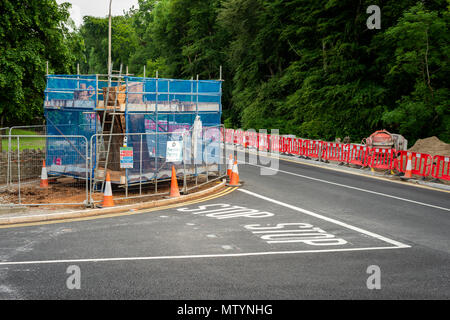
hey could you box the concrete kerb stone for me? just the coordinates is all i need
[0,180,228,226]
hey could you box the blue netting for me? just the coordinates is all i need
[45,109,97,173]
[44,75,221,182]
[45,75,98,109]
[126,77,221,108]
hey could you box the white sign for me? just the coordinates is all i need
[166,141,183,162]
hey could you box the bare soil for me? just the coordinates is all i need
[409,136,450,157]
[0,175,224,209]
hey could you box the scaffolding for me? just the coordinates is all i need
[43,73,223,189]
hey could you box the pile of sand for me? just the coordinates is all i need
[409,136,450,157]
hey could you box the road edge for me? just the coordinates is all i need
[0,179,228,226]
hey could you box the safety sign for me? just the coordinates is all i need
[120,147,133,168]
[166,141,183,162]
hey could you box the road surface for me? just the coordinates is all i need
[0,150,449,299]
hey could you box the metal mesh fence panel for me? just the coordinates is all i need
[89,129,226,203]
[0,135,88,207]
[0,129,9,188]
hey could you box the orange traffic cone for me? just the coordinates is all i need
[227,160,241,187]
[102,172,115,207]
[227,154,234,179]
[169,165,180,197]
[40,160,49,188]
[404,153,413,179]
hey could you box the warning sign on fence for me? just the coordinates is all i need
[166,141,183,162]
[120,147,133,168]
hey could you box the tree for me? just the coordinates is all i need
[0,0,78,126]
[380,3,450,142]
[80,15,138,74]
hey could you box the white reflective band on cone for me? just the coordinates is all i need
[41,166,48,180]
[104,181,113,196]
[232,163,239,175]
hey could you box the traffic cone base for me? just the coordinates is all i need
[102,172,115,207]
[169,165,181,197]
[40,160,49,188]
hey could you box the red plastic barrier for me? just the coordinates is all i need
[347,145,370,167]
[283,137,294,154]
[298,139,309,157]
[289,138,299,155]
[225,129,234,144]
[305,140,322,159]
[269,135,278,153]
[258,133,269,151]
[431,155,450,181]
[369,148,395,170]
[243,131,249,148]
[246,131,258,149]
[234,130,244,146]
[396,151,432,177]
[223,128,450,181]
[322,142,349,163]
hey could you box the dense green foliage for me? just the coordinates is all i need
[1,0,449,144]
[0,0,84,126]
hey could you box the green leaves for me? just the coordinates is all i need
[2,0,448,144]
[0,0,77,125]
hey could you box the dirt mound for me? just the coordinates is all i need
[409,136,450,157]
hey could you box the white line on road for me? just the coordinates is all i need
[238,188,411,248]
[244,162,450,212]
[0,246,406,266]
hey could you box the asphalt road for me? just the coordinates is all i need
[0,150,449,299]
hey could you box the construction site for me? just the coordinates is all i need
[0,70,226,208]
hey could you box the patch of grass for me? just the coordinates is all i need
[1,129,46,152]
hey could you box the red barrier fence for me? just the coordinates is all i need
[225,129,234,144]
[234,130,244,146]
[322,142,349,163]
[298,139,308,157]
[369,148,395,170]
[247,131,258,149]
[258,133,269,151]
[396,151,433,177]
[347,145,370,167]
[305,140,322,159]
[224,128,449,181]
[290,138,299,155]
[431,155,450,181]
[270,135,281,153]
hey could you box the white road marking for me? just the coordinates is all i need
[0,246,407,266]
[207,234,217,238]
[221,245,233,250]
[243,162,450,212]
[238,188,410,248]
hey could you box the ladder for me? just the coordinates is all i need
[96,65,124,190]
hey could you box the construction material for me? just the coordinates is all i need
[362,129,408,151]
[409,136,450,157]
